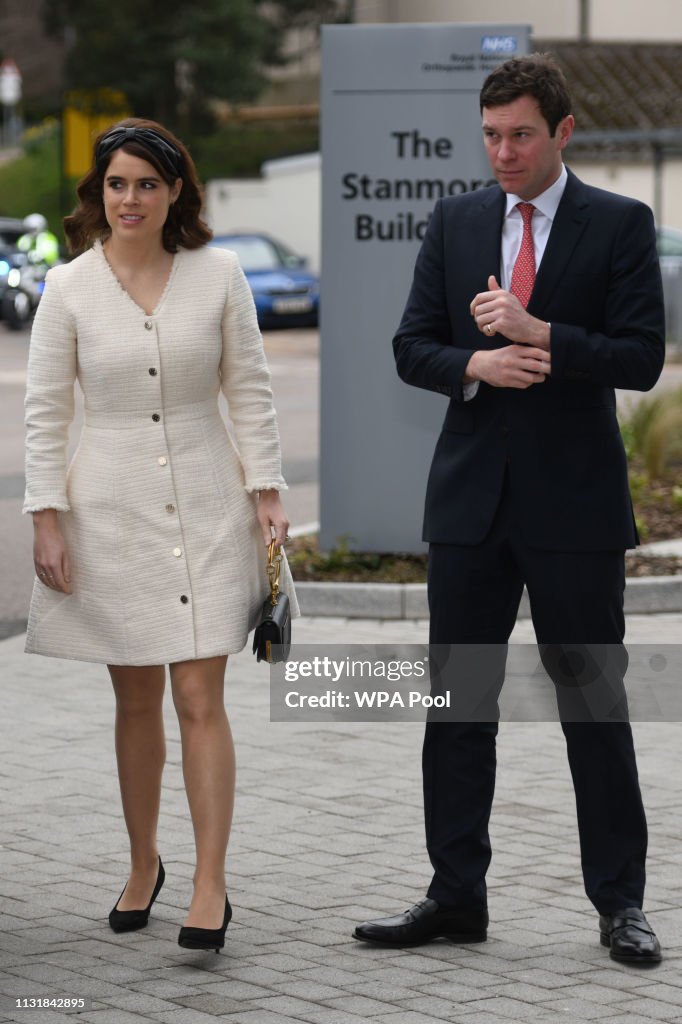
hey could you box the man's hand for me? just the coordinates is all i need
[470,275,551,351]
[464,345,551,389]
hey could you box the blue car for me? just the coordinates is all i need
[209,233,319,329]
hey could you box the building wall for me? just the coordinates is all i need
[205,154,321,271]
[570,158,682,228]
[205,151,682,281]
[353,0,682,40]
[589,0,682,39]
[353,0,578,35]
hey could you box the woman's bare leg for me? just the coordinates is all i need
[170,655,234,929]
[108,664,166,910]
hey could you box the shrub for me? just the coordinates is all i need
[621,386,682,480]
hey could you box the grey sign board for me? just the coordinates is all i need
[320,23,530,552]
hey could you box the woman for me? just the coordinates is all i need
[23,118,298,951]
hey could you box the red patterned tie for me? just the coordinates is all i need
[510,202,536,309]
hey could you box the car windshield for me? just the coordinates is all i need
[213,237,280,272]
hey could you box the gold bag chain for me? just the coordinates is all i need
[267,539,283,606]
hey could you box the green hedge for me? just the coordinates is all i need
[188,120,319,181]
[0,122,71,242]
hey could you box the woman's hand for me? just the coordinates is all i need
[32,509,72,594]
[256,489,289,548]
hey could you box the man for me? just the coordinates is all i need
[17,213,60,267]
[353,54,664,964]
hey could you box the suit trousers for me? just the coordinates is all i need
[424,473,648,915]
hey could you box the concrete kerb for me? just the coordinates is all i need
[295,576,682,619]
[4,578,680,635]
[288,524,682,619]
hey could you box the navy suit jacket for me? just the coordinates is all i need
[393,168,665,551]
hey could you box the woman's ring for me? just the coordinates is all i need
[486,323,493,334]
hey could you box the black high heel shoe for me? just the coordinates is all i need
[109,856,165,933]
[178,895,231,952]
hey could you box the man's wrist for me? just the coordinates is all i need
[463,350,484,384]
[533,319,551,350]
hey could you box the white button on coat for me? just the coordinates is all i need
[23,240,298,665]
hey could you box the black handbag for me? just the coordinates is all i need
[253,540,291,663]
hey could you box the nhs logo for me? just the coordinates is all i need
[481,36,518,54]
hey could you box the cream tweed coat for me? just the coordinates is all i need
[23,239,298,665]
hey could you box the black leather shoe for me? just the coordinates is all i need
[178,895,232,952]
[599,908,662,964]
[109,856,165,933]
[353,897,488,946]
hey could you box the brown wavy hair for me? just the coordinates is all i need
[64,117,212,254]
[480,53,572,136]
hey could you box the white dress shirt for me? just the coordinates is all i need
[463,163,568,400]
[500,163,568,289]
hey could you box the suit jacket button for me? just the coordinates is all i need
[149,367,157,376]
[180,594,189,604]
[158,456,167,466]
[145,320,153,330]
[152,413,160,422]
[173,547,182,557]
[166,503,176,513]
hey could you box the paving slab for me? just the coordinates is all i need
[1,616,681,1024]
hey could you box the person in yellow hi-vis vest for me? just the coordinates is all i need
[17,214,60,266]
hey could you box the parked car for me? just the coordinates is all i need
[209,233,319,328]
[657,227,682,351]
[657,226,682,265]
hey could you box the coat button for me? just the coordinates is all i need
[152,413,160,422]
[145,320,153,330]
[166,503,176,513]
[149,367,157,376]
[158,456,167,466]
[180,594,189,604]
[173,547,182,557]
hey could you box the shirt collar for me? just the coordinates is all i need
[504,164,568,221]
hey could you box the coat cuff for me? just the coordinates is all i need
[244,479,289,494]
[23,500,71,515]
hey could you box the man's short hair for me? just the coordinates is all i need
[480,53,572,136]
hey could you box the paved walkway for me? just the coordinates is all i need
[1,615,681,1024]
